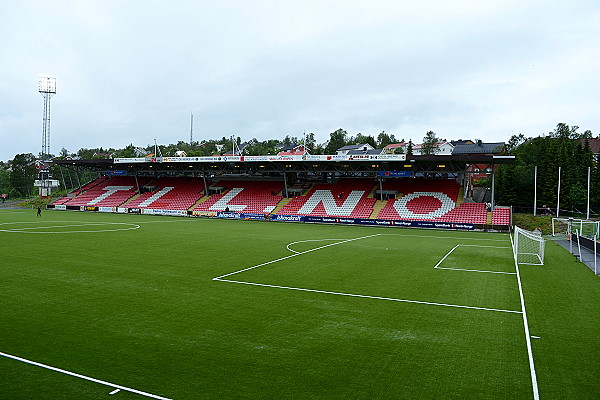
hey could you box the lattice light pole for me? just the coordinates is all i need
[39,75,56,162]
[37,75,57,196]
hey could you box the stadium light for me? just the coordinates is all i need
[38,75,57,94]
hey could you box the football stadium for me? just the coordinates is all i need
[1,153,599,400]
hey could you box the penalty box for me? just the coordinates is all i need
[214,234,521,314]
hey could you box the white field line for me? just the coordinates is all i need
[213,234,382,280]
[433,244,517,275]
[215,278,522,314]
[510,232,540,400]
[433,244,460,268]
[435,266,517,275]
[0,351,172,400]
[214,235,522,314]
[286,239,347,254]
[0,222,138,231]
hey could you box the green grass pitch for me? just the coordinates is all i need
[0,209,598,399]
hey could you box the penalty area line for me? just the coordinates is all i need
[214,278,522,314]
[0,351,172,400]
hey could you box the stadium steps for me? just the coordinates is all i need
[456,186,465,205]
[367,184,377,198]
[121,193,143,207]
[369,200,387,219]
[486,212,493,224]
[191,195,211,209]
[271,197,292,214]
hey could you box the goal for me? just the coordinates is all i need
[513,226,545,265]
[552,218,600,239]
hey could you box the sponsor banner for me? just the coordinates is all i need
[113,154,407,164]
[410,221,475,230]
[106,170,127,175]
[215,212,265,220]
[369,154,407,161]
[240,213,266,220]
[54,204,67,210]
[98,207,114,213]
[193,210,217,217]
[117,207,128,213]
[145,209,186,216]
[128,208,141,214]
[114,157,147,163]
[82,206,98,211]
[285,215,475,230]
[270,214,305,222]
[217,212,242,219]
[378,170,412,178]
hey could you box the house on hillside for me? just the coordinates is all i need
[336,143,375,155]
[346,148,385,158]
[383,142,406,154]
[580,138,600,161]
[277,143,309,156]
[411,141,454,155]
[452,141,505,155]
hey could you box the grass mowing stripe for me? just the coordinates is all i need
[0,351,172,400]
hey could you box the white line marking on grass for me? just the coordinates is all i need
[510,232,539,400]
[433,244,516,275]
[286,239,348,253]
[215,278,522,314]
[0,222,140,234]
[214,234,522,314]
[214,234,382,280]
[433,244,460,269]
[435,266,517,275]
[109,388,121,395]
[0,351,172,400]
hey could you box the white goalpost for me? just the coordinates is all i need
[513,226,545,265]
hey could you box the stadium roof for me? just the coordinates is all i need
[53,153,514,177]
[452,142,505,154]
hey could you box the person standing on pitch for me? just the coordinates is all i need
[37,206,42,217]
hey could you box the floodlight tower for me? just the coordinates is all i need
[37,75,57,196]
[39,75,56,161]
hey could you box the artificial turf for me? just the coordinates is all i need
[0,209,598,399]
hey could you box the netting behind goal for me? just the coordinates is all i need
[552,218,600,239]
[513,226,545,265]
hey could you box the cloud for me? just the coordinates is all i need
[1,0,599,161]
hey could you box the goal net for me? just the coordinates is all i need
[552,218,600,239]
[513,226,545,265]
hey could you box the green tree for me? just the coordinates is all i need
[421,130,439,155]
[9,153,36,197]
[406,140,414,156]
[376,131,397,148]
[325,129,348,154]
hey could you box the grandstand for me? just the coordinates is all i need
[50,153,513,229]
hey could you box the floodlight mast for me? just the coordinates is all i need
[38,75,56,197]
[39,75,56,162]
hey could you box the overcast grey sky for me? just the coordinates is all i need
[1,0,599,161]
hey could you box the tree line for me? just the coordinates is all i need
[495,123,599,214]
